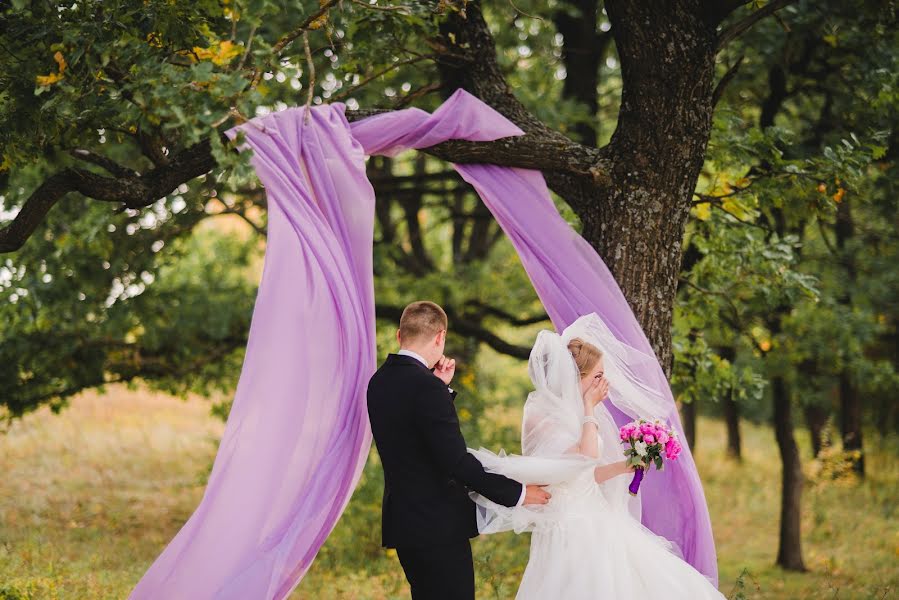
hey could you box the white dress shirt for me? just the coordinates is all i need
[397,348,527,507]
[397,348,429,368]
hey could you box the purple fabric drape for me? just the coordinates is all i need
[130,106,379,600]
[130,89,717,599]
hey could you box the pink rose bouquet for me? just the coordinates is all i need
[619,418,682,495]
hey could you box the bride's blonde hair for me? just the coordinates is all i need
[567,337,603,378]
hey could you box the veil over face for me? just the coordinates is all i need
[522,313,670,455]
[521,312,677,523]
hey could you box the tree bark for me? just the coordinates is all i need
[772,373,806,571]
[798,358,828,458]
[804,403,828,458]
[579,1,718,377]
[768,309,807,571]
[835,197,864,475]
[722,390,742,460]
[839,371,864,473]
[718,345,742,460]
[763,210,808,571]
[682,398,697,451]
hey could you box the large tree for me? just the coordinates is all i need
[0,0,799,372]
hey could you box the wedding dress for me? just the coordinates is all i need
[467,313,725,599]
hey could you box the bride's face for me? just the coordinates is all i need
[579,356,606,397]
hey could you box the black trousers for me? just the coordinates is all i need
[395,538,475,600]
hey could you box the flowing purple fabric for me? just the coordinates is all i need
[130,88,717,599]
[130,105,379,600]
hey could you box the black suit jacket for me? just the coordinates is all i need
[366,353,523,548]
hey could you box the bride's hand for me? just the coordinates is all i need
[582,376,609,409]
[621,460,637,475]
[594,460,635,484]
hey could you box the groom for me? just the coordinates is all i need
[367,301,550,600]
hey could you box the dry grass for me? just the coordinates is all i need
[0,385,224,599]
[696,417,898,599]
[0,385,895,599]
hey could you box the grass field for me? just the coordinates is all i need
[0,384,895,599]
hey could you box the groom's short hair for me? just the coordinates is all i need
[399,301,448,343]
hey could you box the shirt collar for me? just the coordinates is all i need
[397,348,429,368]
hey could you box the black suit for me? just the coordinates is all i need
[367,353,523,599]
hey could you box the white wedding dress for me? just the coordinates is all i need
[467,314,725,599]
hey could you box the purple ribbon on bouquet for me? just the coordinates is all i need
[628,467,645,496]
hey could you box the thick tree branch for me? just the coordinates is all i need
[703,0,751,25]
[448,315,531,359]
[2,1,617,254]
[69,149,141,179]
[137,129,171,167]
[347,105,611,182]
[432,0,613,208]
[0,138,220,253]
[375,303,532,360]
[712,55,745,107]
[7,332,248,418]
[464,300,549,327]
[1,103,612,254]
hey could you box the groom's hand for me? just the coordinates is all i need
[523,484,552,505]
[432,355,456,385]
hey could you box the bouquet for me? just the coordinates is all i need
[619,418,682,495]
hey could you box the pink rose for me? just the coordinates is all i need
[644,434,655,444]
[665,439,682,460]
[657,432,669,445]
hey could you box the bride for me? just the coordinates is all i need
[467,313,725,598]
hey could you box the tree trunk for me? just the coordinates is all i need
[437,1,719,379]
[839,371,864,474]
[798,358,828,458]
[722,391,742,460]
[681,398,697,451]
[835,197,864,475]
[771,374,807,571]
[717,345,742,460]
[803,403,828,457]
[581,1,718,377]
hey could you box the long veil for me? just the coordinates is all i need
[469,312,683,557]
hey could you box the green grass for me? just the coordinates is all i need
[0,385,895,599]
